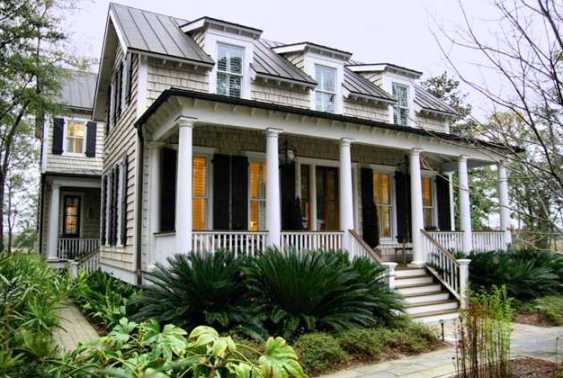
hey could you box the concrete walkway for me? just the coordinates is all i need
[320,323,563,378]
[53,302,100,353]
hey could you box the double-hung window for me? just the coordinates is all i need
[373,172,393,239]
[314,64,337,112]
[65,120,86,154]
[392,83,409,126]
[216,44,244,97]
[422,176,435,228]
[192,155,209,230]
[249,161,266,231]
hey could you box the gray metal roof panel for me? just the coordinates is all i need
[252,40,316,85]
[110,3,213,65]
[414,84,458,116]
[57,70,97,110]
[343,68,394,102]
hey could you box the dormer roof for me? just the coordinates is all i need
[254,40,316,87]
[414,84,458,117]
[343,68,395,104]
[347,63,423,79]
[180,16,262,39]
[272,41,353,61]
[56,70,97,111]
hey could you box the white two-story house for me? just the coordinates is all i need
[39,3,516,322]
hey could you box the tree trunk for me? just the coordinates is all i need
[0,172,5,252]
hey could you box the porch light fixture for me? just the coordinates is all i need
[280,139,296,165]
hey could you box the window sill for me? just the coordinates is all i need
[62,152,87,157]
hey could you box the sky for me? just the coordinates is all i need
[63,0,500,120]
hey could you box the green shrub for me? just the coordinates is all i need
[336,328,384,359]
[520,295,563,325]
[469,250,563,300]
[71,270,139,330]
[0,253,69,376]
[294,332,348,374]
[133,251,258,335]
[246,249,402,339]
[54,319,306,378]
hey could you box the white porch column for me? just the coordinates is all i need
[149,144,162,266]
[47,183,60,260]
[448,172,456,231]
[497,162,512,247]
[339,138,355,250]
[409,148,425,266]
[266,128,282,248]
[175,117,194,254]
[458,156,473,253]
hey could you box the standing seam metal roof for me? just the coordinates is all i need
[57,70,97,110]
[414,84,458,116]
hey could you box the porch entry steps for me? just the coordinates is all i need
[394,267,460,323]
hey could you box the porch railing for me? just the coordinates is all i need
[473,231,505,252]
[77,249,100,275]
[280,231,343,252]
[422,230,462,300]
[427,231,464,253]
[192,231,268,257]
[57,238,100,260]
[348,230,382,262]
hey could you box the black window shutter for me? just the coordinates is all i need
[126,54,134,104]
[52,117,64,155]
[85,121,97,157]
[281,162,303,231]
[159,148,177,232]
[121,156,129,244]
[116,63,123,117]
[361,168,379,248]
[107,170,114,245]
[112,166,120,246]
[395,171,412,243]
[213,154,231,230]
[436,175,452,231]
[106,84,111,134]
[101,175,107,245]
[231,156,249,230]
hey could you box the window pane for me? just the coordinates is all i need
[300,164,310,229]
[217,54,228,72]
[315,92,335,112]
[229,75,242,98]
[66,121,86,153]
[249,162,266,200]
[424,208,433,228]
[315,65,336,92]
[422,177,433,206]
[192,156,207,197]
[373,173,391,205]
[217,72,228,95]
[192,198,207,230]
[378,206,392,238]
[230,55,242,74]
[64,197,80,235]
[250,200,266,231]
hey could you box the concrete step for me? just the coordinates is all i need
[404,292,450,305]
[405,300,458,316]
[397,284,442,297]
[395,268,427,279]
[395,276,434,288]
[412,309,460,324]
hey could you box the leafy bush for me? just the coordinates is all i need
[519,295,563,325]
[133,251,258,335]
[469,250,563,300]
[54,319,306,378]
[293,332,348,374]
[0,253,69,376]
[71,270,139,331]
[336,328,384,359]
[245,249,403,339]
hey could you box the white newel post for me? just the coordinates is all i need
[47,183,60,260]
[457,258,471,309]
[266,128,282,248]
[176,117,194,254]
[409,149,425,266]
[497,162,512,248]
[382,262,398,289]
[458,156,473,253]
[339,138,355,250]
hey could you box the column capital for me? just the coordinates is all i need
[458,155,468,163]
[340,137,353,147]
[266,128,283,137]
[410,148,423,156]
[176,115,196,128]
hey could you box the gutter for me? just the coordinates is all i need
[135,126,145,286]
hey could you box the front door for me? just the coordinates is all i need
[62,195,81,238]
[316,166,339,231]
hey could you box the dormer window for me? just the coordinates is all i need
[314,64,337,113]
[392,82,409,126]
[216,43,244,97]
[65,120,87,154]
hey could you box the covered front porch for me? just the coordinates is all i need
[139,97,512,270]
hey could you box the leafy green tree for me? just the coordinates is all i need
[0,0,70,250]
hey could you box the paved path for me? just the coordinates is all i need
[53,302,100,353]
[320,323,563,378]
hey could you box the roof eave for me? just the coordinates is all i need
[254,71,317,88]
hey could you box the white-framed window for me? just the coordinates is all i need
[64,119,87,154]
[216,43,244,97]
[422,176,436,228]
[392,82,409,126]
[373,171,394,239]
[314,64,337,113]
[192,155,209,231]
[248,160,266,231]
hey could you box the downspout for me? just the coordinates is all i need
[135,126,144,285]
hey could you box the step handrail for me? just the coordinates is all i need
[421,229,461,300]
[348,229,383,263]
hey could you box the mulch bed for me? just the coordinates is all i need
[453,357,561,378]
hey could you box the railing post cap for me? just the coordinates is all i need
[382,262,398,269]
[456,258,471,265]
